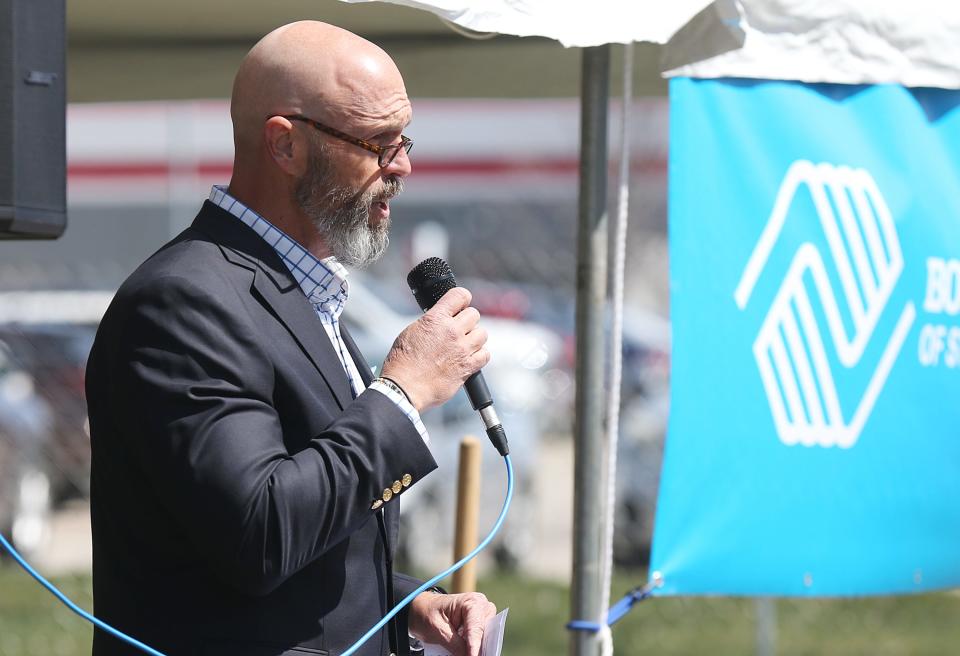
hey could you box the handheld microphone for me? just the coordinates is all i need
[407,257,509,456]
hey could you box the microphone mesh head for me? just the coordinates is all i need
[407,257,458,311]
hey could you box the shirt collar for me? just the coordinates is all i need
[208,185,350,315]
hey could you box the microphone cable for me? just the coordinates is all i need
[0,454,515,656]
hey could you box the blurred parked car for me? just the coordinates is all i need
[0,323,97,504]
[437,278,673,566]
[342,273,563,570]
[0,291,111,514]
[613,308,671,567]
[0,340,54,558]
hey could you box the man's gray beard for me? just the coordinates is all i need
[294,141,403,268]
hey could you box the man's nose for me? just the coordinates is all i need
[383,146,412,178]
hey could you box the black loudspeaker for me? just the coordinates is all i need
[0,0,65,239]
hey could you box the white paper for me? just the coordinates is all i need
[423,608,509,656]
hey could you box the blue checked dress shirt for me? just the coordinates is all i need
[209,185,429,445]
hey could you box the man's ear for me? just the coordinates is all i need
[264,116,302,175]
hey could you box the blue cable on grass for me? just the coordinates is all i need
[0,531,167,656]
[0,454,515,656]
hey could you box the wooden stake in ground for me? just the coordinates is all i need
[452,436,481,593]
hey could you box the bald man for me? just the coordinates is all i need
[86,21,495,656]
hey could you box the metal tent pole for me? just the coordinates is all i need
[570,43,611,656]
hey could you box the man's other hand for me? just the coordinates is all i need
[380,287,490,412]
[409,591,497,656]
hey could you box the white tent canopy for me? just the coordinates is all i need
[342,0,713,47]
[665,0,960,88]
[346,0,960,88]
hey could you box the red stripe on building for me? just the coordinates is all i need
[68,158,666,180]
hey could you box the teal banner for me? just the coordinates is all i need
[650,78,960,596]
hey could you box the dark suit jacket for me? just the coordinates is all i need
[86,201,438,656]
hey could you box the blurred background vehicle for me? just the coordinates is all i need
[0,292,107,564]
[0,340,54,560]
[0,324,96,504]
[612,308,671,567]
[406,274,672,568]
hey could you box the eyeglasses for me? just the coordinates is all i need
[280,114,413,168]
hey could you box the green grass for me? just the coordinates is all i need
[2,565,959,655]
[0,567,93,656]
[480,571,960,655]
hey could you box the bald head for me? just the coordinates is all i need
[226,21,412,264]
[231,21,410,157]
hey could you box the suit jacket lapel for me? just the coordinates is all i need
[250,271,354,409]
[191,201,354,410]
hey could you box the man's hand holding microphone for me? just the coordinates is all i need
[380,286,490,413]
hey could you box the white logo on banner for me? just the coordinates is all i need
[734,161,916,448]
